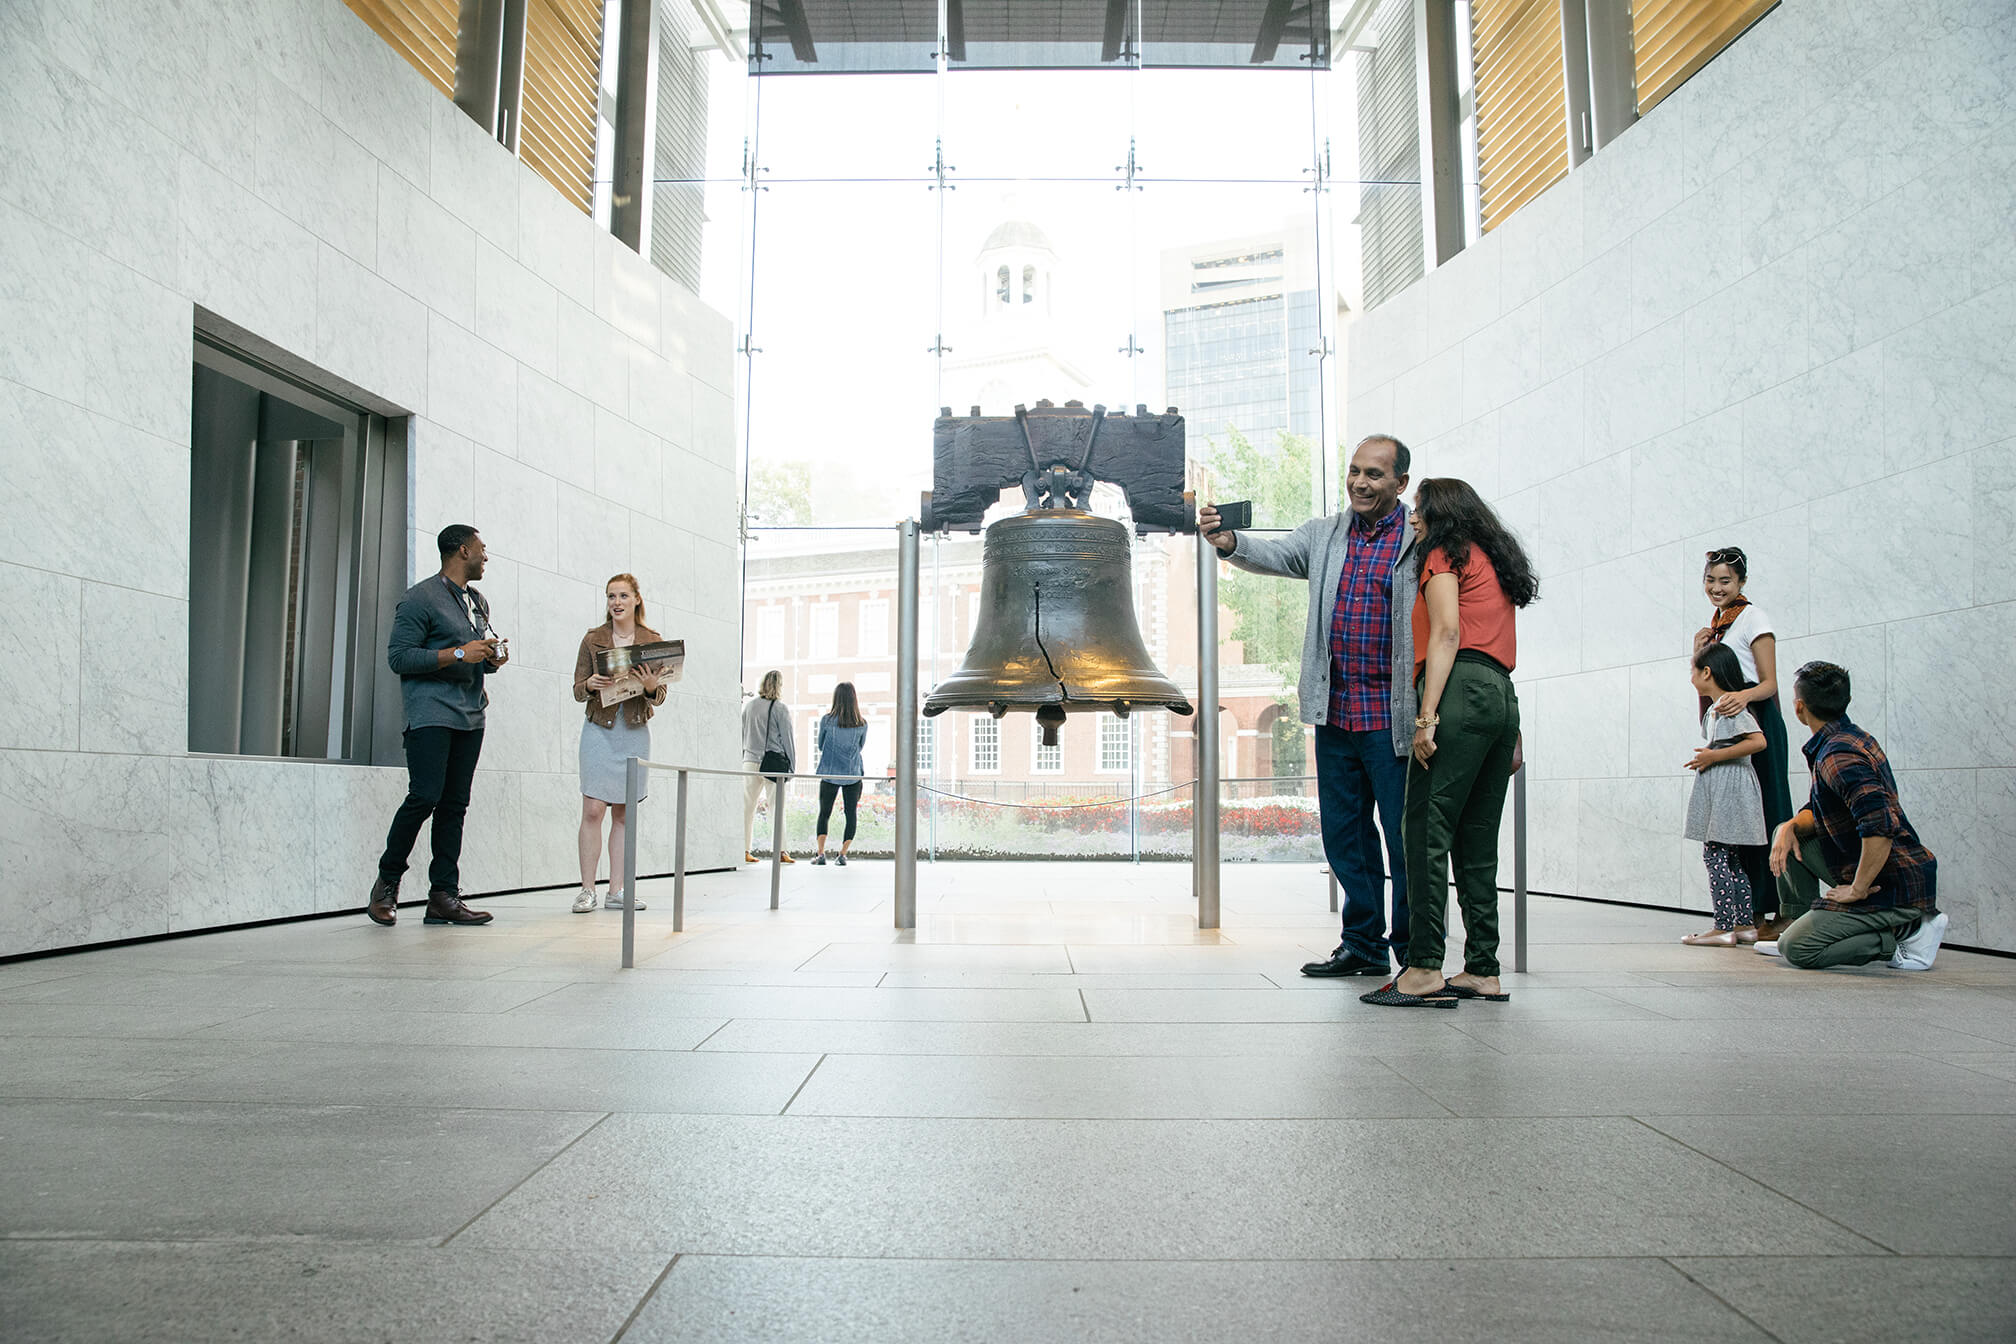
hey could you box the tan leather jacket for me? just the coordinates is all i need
[573,622,667,729]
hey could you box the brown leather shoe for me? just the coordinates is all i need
[423,887,494,925]
[367,874,399,926]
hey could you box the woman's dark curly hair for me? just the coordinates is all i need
[1413,478,1539,608]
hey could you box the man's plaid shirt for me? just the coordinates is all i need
[1801,716,1938,913]
[1326,505,1406,731]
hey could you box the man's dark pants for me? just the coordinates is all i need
[1314,724,1409,966]
[378,726,484,891]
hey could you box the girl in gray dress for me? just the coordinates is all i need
[1681,644,1768,946]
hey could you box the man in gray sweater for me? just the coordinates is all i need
[1201,436,1422,977]
[366,524,510,927]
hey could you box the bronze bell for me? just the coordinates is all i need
[925,509,1193,744]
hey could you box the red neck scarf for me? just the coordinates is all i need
[1707,595,1750,644]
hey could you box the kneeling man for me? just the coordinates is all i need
[1766,661,1946,971]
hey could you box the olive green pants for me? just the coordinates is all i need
[1774,832,1826,923]
[1775,835,1927,969]
[1402,658,1520,977]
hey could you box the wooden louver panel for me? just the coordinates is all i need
[1470,0,1569,234]
[342,0,459,98]
[520,0,606,214]
[1630,0,1776,113]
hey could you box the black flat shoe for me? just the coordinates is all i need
[1359,979,1459,1008]
[1445,981,1511,1002]
[1301,951,1391,978]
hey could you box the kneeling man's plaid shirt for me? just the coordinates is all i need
[1800,716,1938,914]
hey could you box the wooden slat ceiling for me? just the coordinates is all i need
[520,0,604,213]
[1470,0,1568,233]
[343,0,459,98]
[1631,0,1776,112]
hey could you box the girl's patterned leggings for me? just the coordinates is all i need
[1704,841,1755,930]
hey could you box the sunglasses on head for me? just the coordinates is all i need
[1705,547,1745,565]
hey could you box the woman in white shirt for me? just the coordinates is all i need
[740,670,796,864]
[1692,546,1796,938]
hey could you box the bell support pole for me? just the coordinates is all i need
[895,518,920,931]
[1195,527,1221,930]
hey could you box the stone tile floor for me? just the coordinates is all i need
[3,861,2013,1342]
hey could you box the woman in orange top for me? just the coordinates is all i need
[1363,478,1537,1008]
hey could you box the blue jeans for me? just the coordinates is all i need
[1314,724,1409,965]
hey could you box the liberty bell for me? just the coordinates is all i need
[922,402,1194,746]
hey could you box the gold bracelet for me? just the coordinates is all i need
[1414,713,1439,728]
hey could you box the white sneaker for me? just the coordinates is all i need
[1755,940,1781,957]
[571,886,598,913]
[605,890,647,911]
[1888,911,1948,971]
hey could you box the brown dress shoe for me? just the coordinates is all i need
[367,875,399,926]
[423,888,494,925]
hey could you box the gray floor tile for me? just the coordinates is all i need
[189,1007,731,1052]
[876,971,1283,988]
[1082,985,1665,1023]
[800,943,1075,973]
[1453,1017,2007,1057]
[1668,1256,2016,1344]
[457,1114,1879,1259]
[627,1255,1772,1344]
[0,1241,667,1344]
[0,963,93,988]
[786,1053,1451,1119]
[141,1041,817,1114]
[697,1018,1495,1057]
[1642,1114,2016,1255]
[1381,1050,2016,1117]
[519,983,1089,1021]
[0,999,269,1039]
[1934,1053,2016,1082]
[1599,985,2016,1045]
[0,1036,288,1099]
[0,1099,600,1240]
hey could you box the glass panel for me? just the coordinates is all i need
[948,0,1139,69]
[747,71,938,183]
[1140,0,1330,69]
[1133,67,1320,183]
[941,69,1134,183]
[749,0,940,74]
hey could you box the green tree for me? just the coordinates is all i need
[1204,428,1315,698]
[748,460,813,527]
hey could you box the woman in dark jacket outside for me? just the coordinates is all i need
[571,573,666,913]
[1365,479,1538,1008]
[811,682,869,866]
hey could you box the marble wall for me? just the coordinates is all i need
[1346,0,2016,951]
[0,0,743,957]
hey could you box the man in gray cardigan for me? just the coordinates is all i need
[1202,435,1421,977]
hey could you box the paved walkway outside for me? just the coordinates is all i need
[3,861,2013,1342]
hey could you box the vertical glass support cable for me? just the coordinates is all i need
[734,54,766,683]
[1307,51,1337,516]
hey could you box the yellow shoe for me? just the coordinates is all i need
[744,852,757,864]
[778,852,796,864]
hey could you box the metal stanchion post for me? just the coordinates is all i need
[770,777,786,911]
[1195,530,1221,930]
[672,768,689,934]
[1513,761,1528,974]
[621,756,641,970]
[894,519,919,930]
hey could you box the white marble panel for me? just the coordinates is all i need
[1739,345,1885,520]
[657,442,706,533]
[594,407,659,504]
[1890,768,1982,948]
[1390,344,1465,444]
[428,96,520,252]
[518,767,591,887]
[1627,655,1702,781]
[0,382,188,597]
[313,243,427,415]
[475,240,558,378]
[1684,502,1811,646]
[1630,408,1738,551]
[1528,668,1629,782]
[1580,108,1684,262]
[518,175,595,311]
[1885,22,2016,167]
[629,515,699,611]
[1881,283,2016,466]
[1629,167,1744,340]
[1581,545,1688,672]
[317,1,433,190]
[477,665,569,777]
[471,446,559,574]
[1424,233,1502,357]
[1674,5,1811,196]
[687,460,743,551]
[253,73,376,267]
[1512,566,1579,682]
[310,762,408,912]
[456,765,525,896]
[692,385,738,474]
[1736,81,1876,270]
[1344,382,1396,450]
[1462,298,1545,423]
[0,748,184,956]
[469,555,522,654]
[1422,413,1500,500]
[1541,243,1631,381]
[1886,604,2016,771]
[230,0,334,108]
[1808,170,1974,365]
[1492,488,1542,569]
[1808,465,1969,628]
[1534,451,1631,576]
[1582,317,1685,459]
[1974,438,2016,607]
[514,368,597,492]
[691,541,743,628]
[0,564,80,751]
[171,757,318,931]
[1515,777,1578,895]
[428,316,518,457]
[411,421,478,531]
[630,351,695,448]
[0,201,190,441]
[599,233,663,355]
[375,165,477,330]
[664,278,737,396]
[516,565,602,678]
[1346,283,1428,395]
[178,154,320,356]
[1972,769,2016,952]
[78,584,185,757]
[1495,171,1584,314]
[1775,623,1886,747]
[557,298,631,412]
[1683,249,1809,421]
[1577,775,1690,909]
[556,485,632,592]
[1497,372,1583,497]
[1950,119,2016,297]
[0,33,180,285]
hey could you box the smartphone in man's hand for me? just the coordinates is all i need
[1211,500,1253,531]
